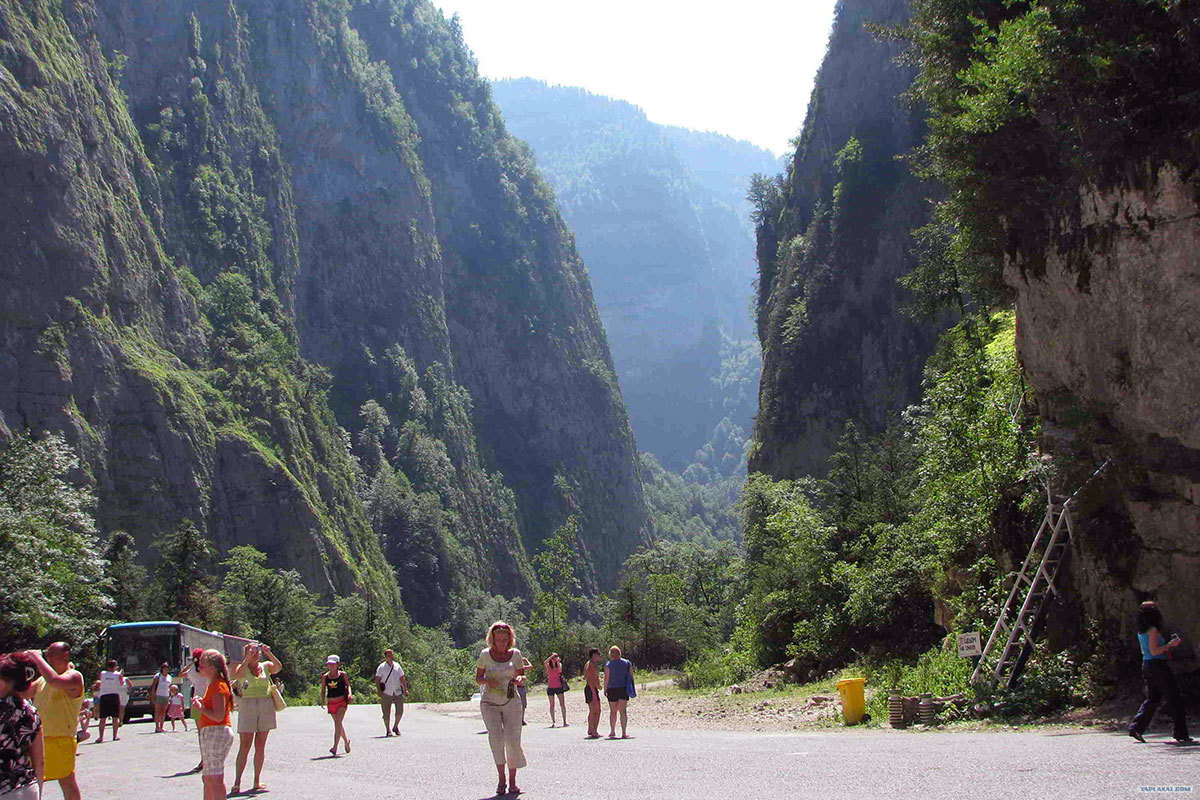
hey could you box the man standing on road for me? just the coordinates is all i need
[583,648,603,739]
[28,643,85,800]
[375,649,409,737]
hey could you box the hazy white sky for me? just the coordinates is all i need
[433,0,838,157]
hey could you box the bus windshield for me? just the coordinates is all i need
[105,626,180,676]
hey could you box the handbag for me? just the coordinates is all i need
[270,684,287,712]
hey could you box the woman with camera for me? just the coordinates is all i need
[1129,600,1192,743]
[230,642,283,793]
[475,622,527,796]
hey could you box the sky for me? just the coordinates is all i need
[433,0,839,157]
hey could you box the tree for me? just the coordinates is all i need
[528,516,584,663]
[218,545,324,688]
[151,520,219,628]
[0,432,110,651]
[103,531,147,622]
[530,516,582,638]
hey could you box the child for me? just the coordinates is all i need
[167,684,188,731]
[76,695,93,742]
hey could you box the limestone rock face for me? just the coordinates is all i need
[750,0,947,480]
[1007,165,1200,650]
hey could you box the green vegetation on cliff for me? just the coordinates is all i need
[902,0,1200,304]
[1,0,648,645]
[739,313,1039,671]
[748,0,942,482]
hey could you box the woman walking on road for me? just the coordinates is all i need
[319,656,352,756]
[475,621,527,796]
[191,649,234,800]
[544,653,568,727]
[603,646,634,739]
[149,662,173,733]
[1129,601,1193,743]
[231,643,282,793]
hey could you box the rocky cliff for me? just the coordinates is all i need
[0,0,647,622]
[1009,166,1200,657]
[904,0,1200,665]
[750,0,945,480]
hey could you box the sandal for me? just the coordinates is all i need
[496,780,506,796]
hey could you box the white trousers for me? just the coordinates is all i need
[480,699,527,768]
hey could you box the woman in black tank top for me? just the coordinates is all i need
[319,656,352,756]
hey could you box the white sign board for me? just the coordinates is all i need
[957,632,983,658]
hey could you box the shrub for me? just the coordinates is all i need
[679,648,755,690]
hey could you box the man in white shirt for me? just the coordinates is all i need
[375,649,409,736]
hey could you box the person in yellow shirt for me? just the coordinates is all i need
[28,644,84,800]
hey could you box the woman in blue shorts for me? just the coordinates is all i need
[602,646,634,739]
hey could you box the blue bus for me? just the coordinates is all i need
[101,621,250,719]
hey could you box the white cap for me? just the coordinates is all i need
[326,655,340,664]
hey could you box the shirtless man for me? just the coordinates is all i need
[583,648,603,739]
[29,643,85,800]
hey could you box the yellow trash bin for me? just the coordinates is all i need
[836,677,867,725]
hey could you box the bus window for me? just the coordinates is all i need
[105,626,180,676]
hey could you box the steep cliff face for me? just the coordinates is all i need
[750,0,945,480]
[0,0,395,606]
[902,0,1200,665]
[491,79,773,471]
[0,0,647,620]
[1008,166,1200,652]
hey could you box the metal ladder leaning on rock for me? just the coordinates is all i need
[971,460,1111,690]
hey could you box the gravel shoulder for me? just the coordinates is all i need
[423,679,1191,737]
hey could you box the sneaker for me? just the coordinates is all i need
[1129,729,1145,743]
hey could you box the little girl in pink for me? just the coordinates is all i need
[166,684,188,731]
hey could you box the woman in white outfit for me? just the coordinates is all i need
[475,622,527,796]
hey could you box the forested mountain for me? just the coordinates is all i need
[491,79,776,473]
[0,0,647,630]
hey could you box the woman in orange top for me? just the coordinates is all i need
[190,649,233,800]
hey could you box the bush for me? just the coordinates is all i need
[995,649,1095,718]
[858,643,974,723]
[679,648,755,689]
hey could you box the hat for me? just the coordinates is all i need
[326,654,340,664]
[192,648,204,660]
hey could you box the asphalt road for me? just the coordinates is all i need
[70,704,1198,799]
